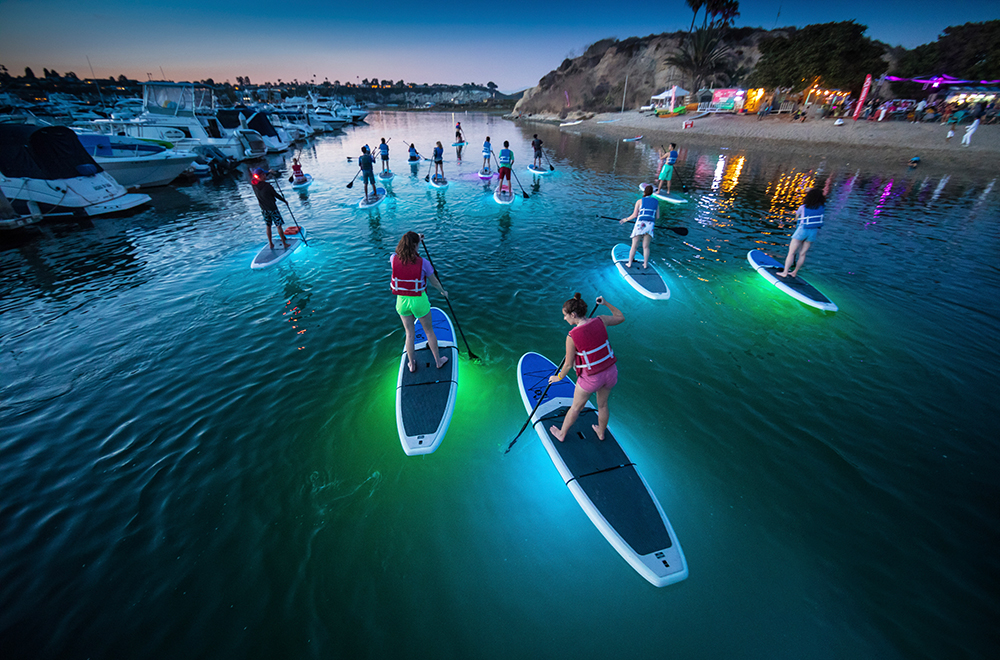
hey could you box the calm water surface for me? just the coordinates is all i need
[1,112,998,659]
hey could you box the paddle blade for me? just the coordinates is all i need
[522,192,530,199]
[346,181,354,188]
[288,176,294,183]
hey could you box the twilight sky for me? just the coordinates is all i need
[0,0,993,92]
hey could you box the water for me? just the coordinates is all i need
[2,111,998,659]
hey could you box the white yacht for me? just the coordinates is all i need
[216,107,291,153]
[74,133,198,188]
[0,124,151,218]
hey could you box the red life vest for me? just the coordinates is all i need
[292,163,305,181]
[569,318,616,376]
[390,255,426,297]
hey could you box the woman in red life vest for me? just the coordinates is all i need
[548,293,624,442]
[291,157,306,184]
[391,231,449,373]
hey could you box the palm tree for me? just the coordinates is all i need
[686,0,705,33]
[666,27,732,93]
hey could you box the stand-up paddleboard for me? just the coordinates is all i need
[408,158,422,165]
[494,187,515,205]
[597,119,622,123]
[516,352,688,587]
[560,120,583,127]
[429,174,449,189]
[639,182,687,205]
[291,174,313,190]
[747,250,838,312]
[251,226,305,270]
[452,141,468,147]
[527,164,550,175]
[478,167,494,180]
[397,307,459,455]
[612,243,670,300]
[623,135,644,142]
[358,187,387,209]
[378,170,395,185]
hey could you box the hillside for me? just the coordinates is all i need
[513,28,782,119]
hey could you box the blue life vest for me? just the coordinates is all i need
[359,154,374,172]
[638,196,658,221]
[800,204,824,228]
[379,143,389,156]
[433,146,443,160]
[667,150,678,165]
[482,141,492,155]
[498,149,513,166]
[408,146,417,157]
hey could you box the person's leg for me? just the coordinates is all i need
[666,168,672,194]
[627,235,640,267]
[266,222,274,249]
[642,233,651,268]
[399,314,418,372]
[416,311,448,368]
[788,240,812,277]
[592,385,612,440]
[777,238,803,277]
[550,384,591,442]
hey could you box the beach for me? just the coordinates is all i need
[513,111,999,175]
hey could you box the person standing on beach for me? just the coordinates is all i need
[250,168,289,251]
[962,118,980,147]
[776,186,826,279]
[656,143,678,195]
[531,134,543,168]
[621,185,659,269]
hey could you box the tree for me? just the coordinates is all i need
[24,67,35,79]
[747,21,887,94]
[894,20,1000,83]
[118,75,129,83]
[666,28,733,92]
[487,81,498,91]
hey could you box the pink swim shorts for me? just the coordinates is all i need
[576,364,618,393]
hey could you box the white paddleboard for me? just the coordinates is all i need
[612,244,670,299]
[639,183,687,204]
[747,250,838,312]
[429,174,449,188]
[623,135,643,142]
[396,307,459,455]
[516,352,688,587]
[478,167,494,180]
[560,120,583,127]
[250,226,305,270]
[527,164,550,175]
[494,187,515,205]
[377,171,395,184]
[358,187,387,209]
[291,174,313,189]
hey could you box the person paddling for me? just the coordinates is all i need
[656,143,678,195]
[497,141,514,193]
[621,185,659,269]
[455,121,465,143]
[250,167,289,251]
[408,143,421,162]
[531,134,544,168]
[378,138,390,173]
[548,294,624,442]
[481,136,492,173]
[291,157,307,184]
[358,145,378,201]
[432,141,445,179]
[776,186,826,278]
[391,231,449,373]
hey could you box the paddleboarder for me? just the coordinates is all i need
[391,231,449,373]
[776,186,826,278]
[482,136,492,173]
[408,143,421,162]
[250,168,289,251]
[548,294,624,442]
[656,143,678,195]
[531,134,543,168]
[497,141,514,193]
[433,141,445,179]
[455,121,465,143]
[358,146,379,202]
[621,185,659,269]
[378,138,390,173]
[291,157,307,184]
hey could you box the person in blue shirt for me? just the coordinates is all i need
[497,141,514,193]
[776,186,826,278]
[408,143,421,162]
[433,141,445,179]
[358,146,378,201]
[655,143,679,195]
[481,137,492,173]
[620,185,659,269]
[378,138,390,173]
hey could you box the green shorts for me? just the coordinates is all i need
[395,292,430,318]
[658,163,674,181]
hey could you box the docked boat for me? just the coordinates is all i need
[0,124,151,218]
[83,82,267,162]
[74,133,198,188]
[216,107,291,153]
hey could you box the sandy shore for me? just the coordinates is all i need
[513,111,999,175]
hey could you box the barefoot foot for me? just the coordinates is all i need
[408,361,417,373]
[592,424,605,441]
[549,425,566,442]
[436,355,449,369]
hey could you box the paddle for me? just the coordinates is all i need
[543,151,555,172]
[660,144,689,193]
[424,154,434,182]
[598,214,689,236]
[270,177,309,246]
[492,152,529,200]
[420,238,480,362]
[503,302,600,454]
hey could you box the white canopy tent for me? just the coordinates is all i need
[651,86,690,111]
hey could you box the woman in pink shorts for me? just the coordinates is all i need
[548,293,624,442]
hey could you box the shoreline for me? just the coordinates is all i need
[509,111,999,176]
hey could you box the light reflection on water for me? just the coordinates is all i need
[0,111,998,660]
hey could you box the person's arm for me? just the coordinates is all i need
[597,296,624,327]
[271,185,285,205]
[621,199,642,223]
[426,272,447,298]
[549,335,576,383]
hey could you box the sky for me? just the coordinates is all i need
[0,0,995,93]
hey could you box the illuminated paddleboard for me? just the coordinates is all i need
[527,164,550,175]
[612,243,670,300]
[639,182,687,204]
[358,187,387,209]
[747,249,838,312]
[250,226,304,270]
[494,187,515,205]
